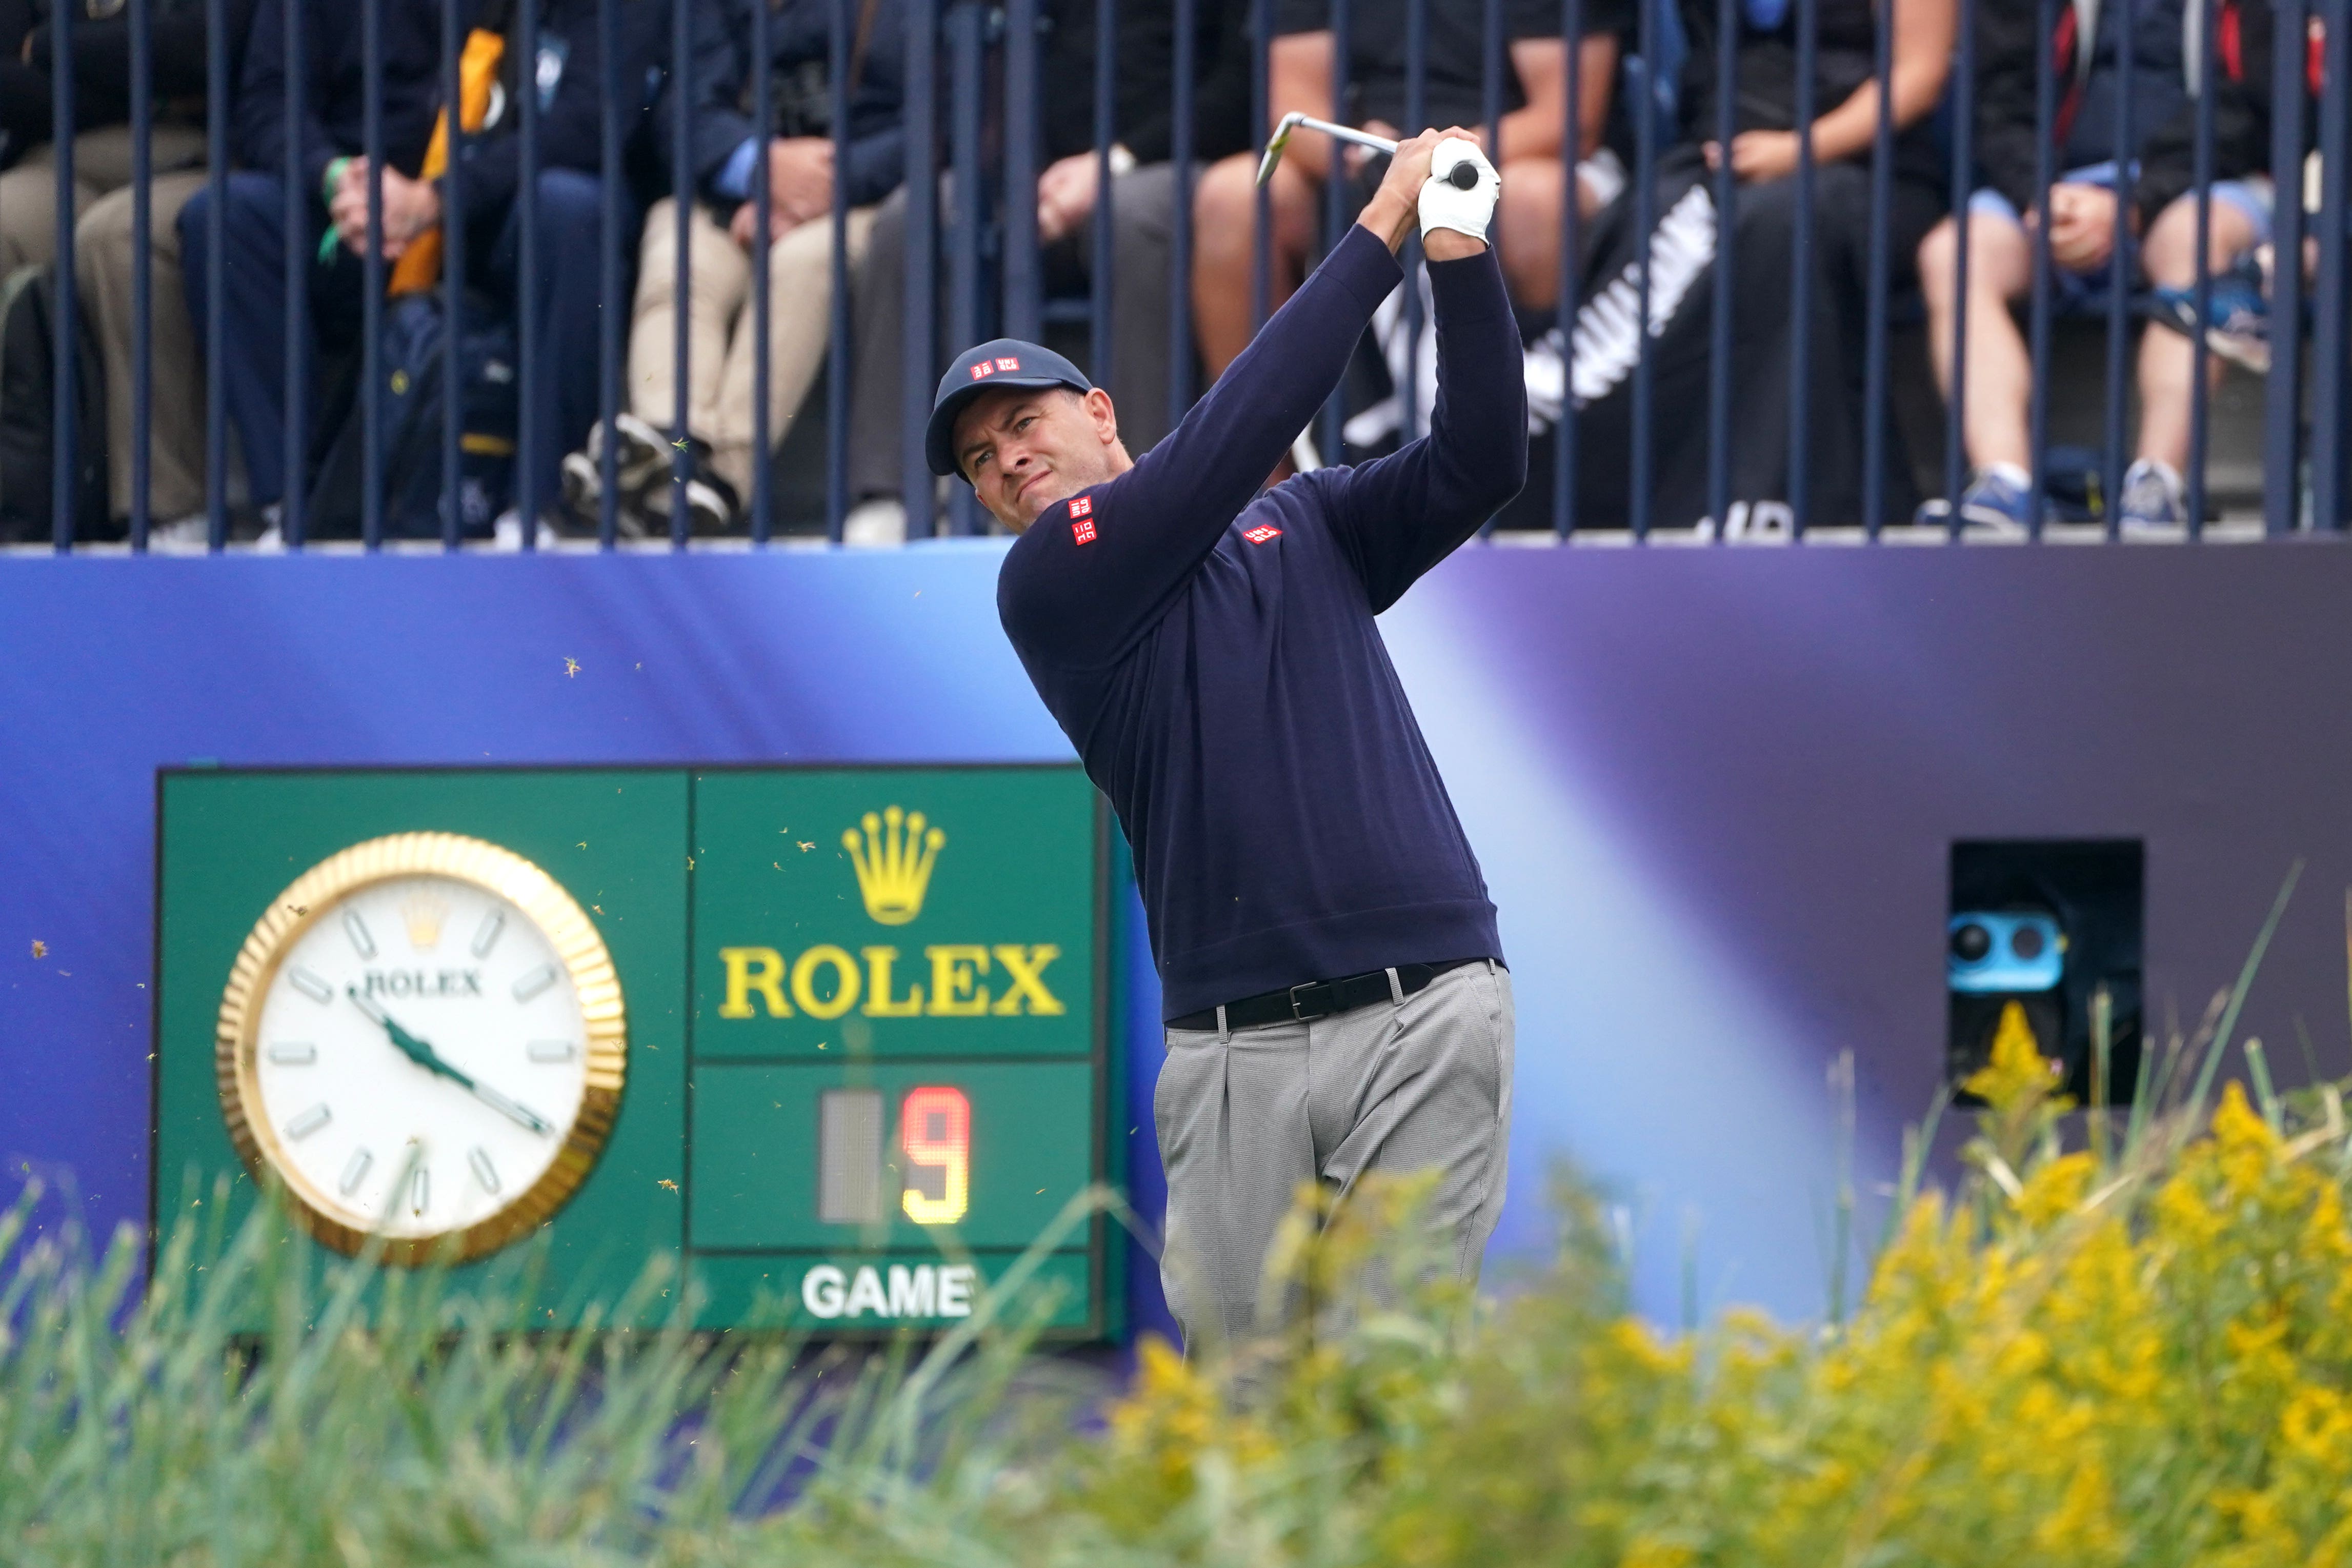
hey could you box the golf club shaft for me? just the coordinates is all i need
[1282,114,1400,157]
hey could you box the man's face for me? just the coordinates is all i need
[953,386,1124,531]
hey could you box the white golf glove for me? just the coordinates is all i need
[1418,136,1500,245]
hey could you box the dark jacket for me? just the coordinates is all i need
[4,0,255,165]
[1041,0,1255,167]
[458,0,667,224]
[1972,0,2292,224]
[658,0,906,209]
[237,0,448,198]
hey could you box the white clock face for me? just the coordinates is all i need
[250,873,592,1239]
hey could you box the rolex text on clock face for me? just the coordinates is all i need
[251,873,591,1239]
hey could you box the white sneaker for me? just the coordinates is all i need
[149,514,212,553]
[841,497,907,547]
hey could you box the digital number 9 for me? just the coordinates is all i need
[900,1085,971,1225]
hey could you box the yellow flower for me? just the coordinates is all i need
[1963,999,2061,1110]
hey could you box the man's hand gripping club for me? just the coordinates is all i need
[1353,127,1501,261]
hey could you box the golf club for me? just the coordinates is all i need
[1255,112,1485,190]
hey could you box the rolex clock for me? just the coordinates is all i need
[214,831,627,1262]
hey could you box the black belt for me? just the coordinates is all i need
[1170,957,1494,1033]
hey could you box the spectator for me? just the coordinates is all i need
[1917,0,2281,532]
[0,0,252,530]
[840,0,1256,542]
[1551,0,1953,530]
[1189,0,1625,387]
[578,0,906,535]
[180,0,658,534]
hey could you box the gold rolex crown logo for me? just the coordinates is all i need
[842,806,945,926]
[401,891,449,950]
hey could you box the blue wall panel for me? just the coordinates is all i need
[9,541,2352,1329]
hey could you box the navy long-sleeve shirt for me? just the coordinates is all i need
[997,225,1527,1021]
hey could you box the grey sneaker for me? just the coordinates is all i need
[1917,468,2033,536]
[2118,459,2186,534]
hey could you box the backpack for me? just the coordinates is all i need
[0,263,110,543]
[306,290,518,540]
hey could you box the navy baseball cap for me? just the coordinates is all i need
[925,338,1094,478]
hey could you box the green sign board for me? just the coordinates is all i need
[153,765,1121,1339]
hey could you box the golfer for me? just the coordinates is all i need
[927,128,1524,1350]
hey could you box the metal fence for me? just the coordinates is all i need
[7,0,2347,551]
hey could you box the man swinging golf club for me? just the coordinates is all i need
[928,127,1523,1352]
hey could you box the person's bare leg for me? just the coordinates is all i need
[1915,213,2035,473]
[1495,157,1562,310]
[1191,152,1319,382]
[2133,195,2259,472]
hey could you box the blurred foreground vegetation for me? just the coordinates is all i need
[8,1005,2352,1565]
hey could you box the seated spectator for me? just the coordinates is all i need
[1916,0,2279,532]
[578,0,906,535]
[841,0,1255,541]
[1553,0,1952,530]
[180,0,656,536]
[0,0,253,531]
[1190,0,1625,388]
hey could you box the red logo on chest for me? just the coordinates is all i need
[1243,524,1282,545]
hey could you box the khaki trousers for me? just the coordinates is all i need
[1,127,210,519]
[1154,960,1515,1353]
[627,198,875,501]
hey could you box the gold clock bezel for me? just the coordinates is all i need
[215,831,627,1264]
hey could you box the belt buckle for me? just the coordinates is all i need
[1288,980,1323,1020]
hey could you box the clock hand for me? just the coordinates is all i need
[346,987,555,1136]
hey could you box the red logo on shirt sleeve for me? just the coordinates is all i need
[1071,517,1097,545]
[970,361,994,380]
[1243,524,1282,544]
[1069,494,1097,545]
[1069,495,1093,517]
[996,356,1021,372]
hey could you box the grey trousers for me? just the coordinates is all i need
[1154,961,1515,1351]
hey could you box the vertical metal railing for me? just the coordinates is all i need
[128,0,153,551]
[901,0,939,538]
[1316,0,1351,463]
[2100,0,2134,539]
[1091,0,1117,387]
[1942,0,1973,538]
[1557,0,1585,537]
[441,0,466,550]
[2185,0,2220,538]
[2023,0,2056,536]
[669,0,696,548]
[1401,0,1426,439]
[1629,0,1657,538]
[1786,0,1817,536]
[50,0,76,553]
[1860,0,1895,536]
[2264,0,2309,535]
[820,0,847,541]
[361,0,389,549]
[28,0,2352,552]
[283,0,309,548]
[203,0,229,549]
[2316,0,2350,532]
[595,0,622,548]
[1704,0,1735,538]
[516,0,541,545]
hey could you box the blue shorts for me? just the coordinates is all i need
[1967,160,2274,305]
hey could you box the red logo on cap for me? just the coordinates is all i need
[996,356,1021,372]
[969,361,994,381]
[1243,524,1282,544]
